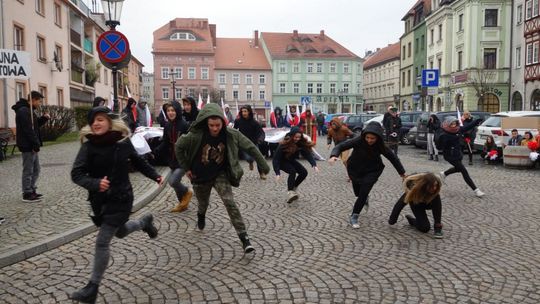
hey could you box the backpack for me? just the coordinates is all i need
[434,128,444,151]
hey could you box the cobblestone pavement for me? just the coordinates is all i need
[0,141,168,266]
[0,142,539,303]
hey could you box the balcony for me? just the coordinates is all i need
[83,38,93,54]
[70,0,90,16]
[70,29,81,47]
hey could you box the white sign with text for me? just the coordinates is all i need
[0,49,31,79]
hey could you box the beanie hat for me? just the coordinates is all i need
[87,106,117,125]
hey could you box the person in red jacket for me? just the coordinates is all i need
[300,108,317,144]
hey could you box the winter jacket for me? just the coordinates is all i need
[175,103,270,187]
[270,107,289,128]
[156,103,188,169]
[272,143,316,175]
[71,124,160,227]
[122,107,137,132]
[427,115,441,134]
[182,99,199,127]
[234,116,264,144]
[383,112,402,142]
[136,104,148,127]
[327,117,353,145]
[438,119,479,161]
[12,99,48,152]
[331,122,405,185]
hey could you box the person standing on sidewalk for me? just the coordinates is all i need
[382,106,402,156]
[234,105,267,180]
[329,122,406,229]
[70,107,164,303]
[175,103,269,253]
[388,172,443,238]
[12,91,49,202]
[156,103,192,213]
[316,111,326,136]
[461,111,475,165]
[437,117,485,197]
[426,114,440,161]
[273,127,319,203]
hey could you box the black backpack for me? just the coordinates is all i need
[434,127,444,150]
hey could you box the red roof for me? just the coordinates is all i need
[363,42,400,69]
[214,38,271,70]
[261,31,360,60]
[152,18,215,54]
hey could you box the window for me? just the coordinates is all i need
[438,24,443,41]
[54,44,63,65]
[36,0,45,15]
[516,47,522,68]
[485,9,498,27]
[344,63,350,73]
[245,74,252,84]
[407,70,411,86]
[57,88,64,106]
[232,74,240,84]
[527,43,533,65]
[415,38,419,54]
[161,67,169,79]
[259,74,265,84]
[162,87,169,99]
[169,32,196,41]
[458,14,464,31]
[307,83,313,94]
[293,62,300,73]
[526,1,533,20]
[220,90,226,99]
[402,46,406,59]
[408,42,412,57]
[14,25,24,50]
[201,68,209,80]
[458,51,463,71]
[316,63,323,73]
[430,29,434,44]
[219,73,226,84]
[16,82,26,100]
[175,88,182,100]
[259,90,265,100]
[233,90,239,99]
[421,35,425,50]
[484,48,497,69]
[330,63,336,73]
[279,83,286,93]
[246,90,252,100]
[54,2,62,27]
[307,62,314,73]
[188,67,195,79]
[517,5,523,24]
[188,88,195,97]
[38,85,47,104]
[343,83,349,93]
[535,0,539,17]
[316,83,323,94]
[534,43,539,64]
[293,83,300,94]
[279,62,287,73]
[36,35,46,62]
[357,83,361,94]
[402,71,406,87]
[201,88,208,98]
[174,67,183,79]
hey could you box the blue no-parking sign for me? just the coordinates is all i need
[97,30,130,64]
[422,69,439,87]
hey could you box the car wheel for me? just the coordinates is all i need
[400,134,410,145]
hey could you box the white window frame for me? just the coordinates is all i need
[201,67,209,80]
[219,73,226,84]
[162,87,169,99]
[293,83,300,94]
[245,74,252,84]
[330,63,336,73]
[307,62,314,73]
[14,25,24,50]
[232,73,240,84]
[534,0,539,17]
[343,63,350,74]
[516,47,522,68]
[161,67,170,79]
[517,4,523,24]
[36,35,46,62]
[279,83,286,93]
[330,83,336,94]
[343,83,349,93]
[246,90,252,100]
[259,74,265,84]
[316,83,323,94]
[307,83,313,94]
[54,2,62,27]
[316,63,323,73]
[534,42,539,64]
[259,90,265,100]
[174,67,183,79]
[233,90,239,99]
[293,62,300,73]
[279,62,287,73]
[188,67,196,79]
[175,87,182,100]
[526,0,533,20]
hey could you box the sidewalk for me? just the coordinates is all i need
[0,141,169,268]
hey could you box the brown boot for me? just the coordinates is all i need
[170,189,193,213]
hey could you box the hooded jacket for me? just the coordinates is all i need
[71,119,160,227]
[327,117,353,145]
[331,122,405,184]
[182,97,199,126]
[270,107,288,128]
[11,98,49,152]
[233,106,264,144]
[156,102,188,169]
[438,117,480,161]
[175,103,270,187]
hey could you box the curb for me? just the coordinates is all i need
[0,169,171,269]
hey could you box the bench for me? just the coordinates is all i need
[0,128,17,161]
[503,146,535,169]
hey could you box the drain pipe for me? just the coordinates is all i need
[1,0,8,127]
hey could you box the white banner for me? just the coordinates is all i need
[0,49,31,79]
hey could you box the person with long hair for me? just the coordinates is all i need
[426,114,440,161]
[329,122,406,228]
[327,117,353,178]
[438,116,485,197]
[521,131,534,146]
[121,98,138,133]
[234,105,267,179]
[300,108,317,144]
[461,111,475,165]
[182,96,199,127]
[273,127,319,203]
[388,172,443,238]
[70,107,163,303]
[481,135,498,164]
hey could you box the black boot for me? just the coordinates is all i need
[405,215,416,227]
[429,154,433,160]
[141,214,158,239]
[238,232,255,253]
[70,282,99,303]
[197,213,206,230]
[434,155,439,161]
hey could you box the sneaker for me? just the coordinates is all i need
[22,193,42,203]
[438,171,446,183]
[197,213,206,230]
[239,233,255,253]
[141,214,158,239]
[259,173,267,180]
[434,225,443,239]
[434,155,439,161]
[474,189,485,197]
[349,213,360,229]
[405,215,416,226]
[33,191,43,199]
[0,217,5,225]
[249,162,254,171]
[287,191,299,204]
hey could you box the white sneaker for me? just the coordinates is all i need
[287,191,299,203]
[438,171,446,183]
[474,189,485,197]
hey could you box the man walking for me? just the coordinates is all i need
[175,104,270,253]
[12,91,49,202]
[382,106,402,155]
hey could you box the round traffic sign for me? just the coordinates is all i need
[97,30,130,64]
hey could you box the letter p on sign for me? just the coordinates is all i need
[422,69,439,87]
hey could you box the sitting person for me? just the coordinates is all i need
[521,131,534,146]
[506,129,522,146]
[481,135,498,164]
[388,172,443,239]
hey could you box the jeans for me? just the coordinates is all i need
[279,159,308,191]
[240,151,263,173]
[427,133,438,156]
[21,152,40,194]
[168,168,188,200]
[444,159,477,190]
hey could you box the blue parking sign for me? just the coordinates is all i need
[422,69,439,87]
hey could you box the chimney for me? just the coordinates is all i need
[293,30,299,40]
[254,30,259,47]
[376,48,381,52]
[320,30,325,39]
[169,19,176,29]
[209,24,217,47]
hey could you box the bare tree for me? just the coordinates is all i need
[468,68,495,110]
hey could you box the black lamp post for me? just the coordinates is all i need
[170,68,180,103]
[101,0,124,112]
[337,89,345,113]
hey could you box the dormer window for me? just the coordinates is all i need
[322,46,336,54]
[170,32,196,41]
[301,37,313,43]
[304,46,318,53]
[286,44,300,53]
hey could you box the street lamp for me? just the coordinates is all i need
[170,68,180,103]
[337,89,345,112]
[101,0,124,29]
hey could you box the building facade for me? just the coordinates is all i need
[510,0,525,110]
[400,8,416,112]
[412,0,432,111]
[363,43,401,113]
[142,72,155,112]
[523,0,540,110]
[260,30,363,114]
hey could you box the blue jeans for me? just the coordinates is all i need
[168,168,188,200]
[240,151,263,173]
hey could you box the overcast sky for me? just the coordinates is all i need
[96,0,414,72]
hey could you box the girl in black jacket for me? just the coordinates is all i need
[182,96,199,127]
[70,107,163,303]
[438,117,485,197]
[388,172,443,238]
[329,122,406,229]
[426,114,440,161]
[273,127,319,203]
[156,103,192,213]
[234,105,266,179]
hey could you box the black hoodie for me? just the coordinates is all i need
[156,102,188,169]
[182,98,199,126]
[11,99,48,152]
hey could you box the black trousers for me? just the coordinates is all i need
[279,159,308,191]
[351,181,376,214]
[389,193,442,233]
[444,159,477,190]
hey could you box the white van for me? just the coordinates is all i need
[473,111,540,151]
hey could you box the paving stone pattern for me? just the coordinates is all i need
[0,142,539,303]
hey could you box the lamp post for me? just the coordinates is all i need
[170,68,180,103]
[337,89,345,113]
[101,0,125,112]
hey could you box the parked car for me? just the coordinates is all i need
[407,126,417,146]
[415,111,492,149]
[473,111,540,152]
[397,111,426,145]
[324,113,354,127]
[343,113,382,133]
